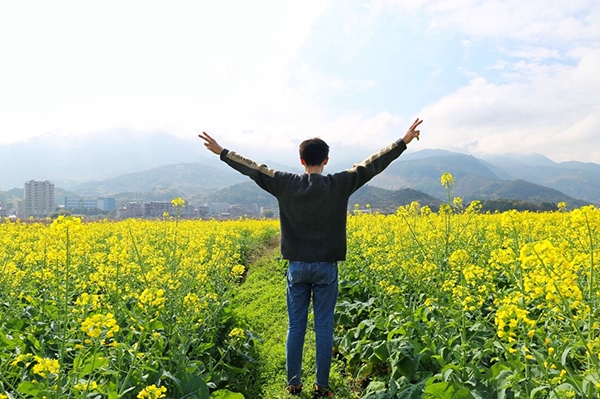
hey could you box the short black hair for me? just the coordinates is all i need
[299,138,329,166]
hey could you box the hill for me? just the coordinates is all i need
[72,162,248,197]
[190,183,441,214]
[348,185,442,212]
[478,154,600,204]
[370,152,596,208]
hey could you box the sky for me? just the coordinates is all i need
[1,0,599,166]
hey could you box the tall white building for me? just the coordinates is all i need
[23,180,55,218]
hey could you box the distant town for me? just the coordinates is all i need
[0,180,278,221]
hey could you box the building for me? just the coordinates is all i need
[116,201,175,219]
[22,180,55,218]
[64,197,116,211]
[98,197,116,211]
[142,201,173,218]
[116,202,144,219]
[0,202,10,217]
[64,198,99,209]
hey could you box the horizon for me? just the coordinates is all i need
[1,132,598,192]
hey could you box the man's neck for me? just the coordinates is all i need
[304,165,325,174]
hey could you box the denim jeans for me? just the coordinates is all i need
[286,261,338,388]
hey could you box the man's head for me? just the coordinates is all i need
[299,138,329,167]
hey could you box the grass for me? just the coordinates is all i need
[231,246,355,399]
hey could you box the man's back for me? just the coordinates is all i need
[219,137,409,262]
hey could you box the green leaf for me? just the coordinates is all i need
[357,362,374,379]
[431,355,447,368]
[453,388,474,399]
[371,341,389,363]
[107,381,119,399]
[560,344,574,366]
[363,381,387,396]
[210,389,245,399]
[177,371,209,399]
[552,383,576,393]
[0,332,20,349]
[392,356,415,380]
[80,353,109,374]
[530,386,549,399]
[161,370,182,390]
[27,334,41,351]
[18,381,50,398]
[423,381,454,399]
[582,372,600,397]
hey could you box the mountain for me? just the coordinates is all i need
[348,185,442,212]
[367,151,598,207]
[72,162,248,197]
[478,154,600,204]
[193,182,442,213]
[200,182,278,208]
[371,152,498,198]
[0,131,205,190]
[0,130,304,191]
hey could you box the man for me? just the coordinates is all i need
[198,119,422,398]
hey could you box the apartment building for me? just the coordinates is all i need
[116,201,174,219]
[22,180,55,218]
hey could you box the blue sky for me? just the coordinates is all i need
[1,0,599,166]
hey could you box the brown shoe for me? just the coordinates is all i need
[286,383,303,396]
[313,385,333,398]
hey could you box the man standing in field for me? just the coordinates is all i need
[198,119,422,398]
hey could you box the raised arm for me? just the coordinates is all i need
[198,132,224,155]
[343,118,424,194]
[197,131,283,196]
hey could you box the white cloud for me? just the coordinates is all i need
[0,0,331,143]
[420,48,600,163]
[505,47,562,61]
[421,0,599,43]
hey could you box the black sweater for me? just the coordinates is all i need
[219,139,407,262]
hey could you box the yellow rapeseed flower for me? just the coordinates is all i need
[11,353,34,367]
[229,327,245,339]
[231,264,245,279]
[81,313,120,339]
[32,356,60,378]
[74,380,98,391]
[440,172,454,189]
[138,288,166,313]
[137,384,167,399]
[171,197,185,208]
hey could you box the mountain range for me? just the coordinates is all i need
[0,139,600,207]
[94,150,596,208]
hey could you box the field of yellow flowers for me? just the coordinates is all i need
[2,177,600,399]
[0,205,278,399]
[337,175,600,398]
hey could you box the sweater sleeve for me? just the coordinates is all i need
[219,149,281,196]
[344,139,407,194]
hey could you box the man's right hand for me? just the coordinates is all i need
[198,132,224,155]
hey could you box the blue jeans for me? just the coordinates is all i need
[286,261,338,388]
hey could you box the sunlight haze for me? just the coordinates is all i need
[1,0,599,171]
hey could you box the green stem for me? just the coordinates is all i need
[584,212,596,368]
[118,329,147,397]
[57,225,71,399]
